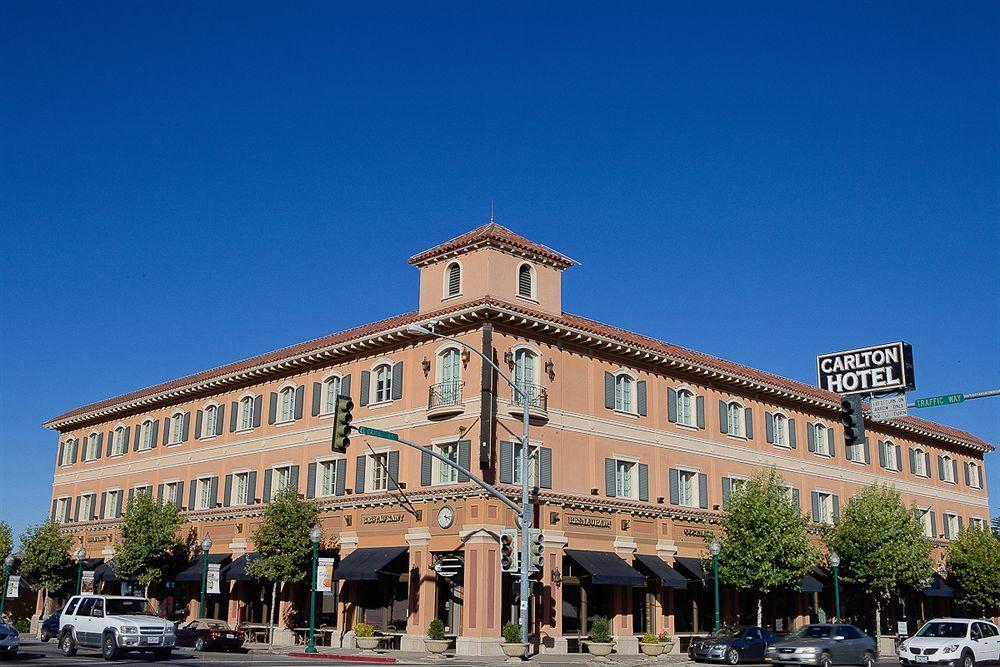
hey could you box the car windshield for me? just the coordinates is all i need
[205,622,230,630]
[710,628,746,640]
[105,598,157,616]
[794,626,833,639]
[916,623,967,639]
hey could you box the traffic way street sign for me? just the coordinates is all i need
[914,393,965,409]
[355,426,399,441]
[869,395,908,420]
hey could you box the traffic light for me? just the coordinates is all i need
[331,394,354,453]
[840,394,865,449]
[499,529,519,573]
[528,528,544,571]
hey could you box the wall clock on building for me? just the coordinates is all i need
[437,506,455,529]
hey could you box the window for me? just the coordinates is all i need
[676,389,695,426]
[112,427,127,456]
[105,490,122,518]
[847,440,865,463]
[941,456,956,483]
[966,462,982,488]
[318,461,338,497]
[369,453,389,492]
[884,441,900,471]
[727,402,744,437]
[678,470,698,507]
[615,374,634,413]
[439,348,462,403]
[969,517,986,531]
[943,513,960,540]
[917,509,935,538]
[239,396,255,430]
[772,414,788,447]
[59,440,74,466]
[728,477,747,494]
[517,263,534,299]
[140,420,155,450]
[163,481,181,506]
[79,493,95,520]
[279,386,296,422]
[133,485,152,498]
[437,443,459,484]
[816,492,835,524]
[203,405,218,437]
[445,262,461,297]
[84,433,100,461]
[55,497,70,523]
[195,478,212,510]
[323,376,342,414]
[813,424,829,456]
[233,472,250,505]
[615,459,637,499]
[513,349,537,392]
[374,364,393,403]
[169,412,184,444]
[512,442,539,485]
[273,466,293,493]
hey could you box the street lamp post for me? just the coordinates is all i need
[408,322,533,645]
[75,547,86,594]
[709,538,721,631]
[199,536,212,619]
[829,552,841,622]
[0,555,14,617]
[305,525,322,654]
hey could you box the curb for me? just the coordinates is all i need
[287,652,398,663]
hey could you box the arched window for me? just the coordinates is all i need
[513,348,538,406]
[772,413,788,446]
[439,348,462,403]
[279,386,296,422]
[374,363,393,403]
[676,389,695,426]
[170,412,184,444]
[941,455,956,483]
[517,263,534,299]
[913,447,927,476]
[141,419,155,450]
[324,376,342,414]
[882,440,899,471]
[615,373,634,413]
[85,433,100,461]
[240,396,255,430]
[445,262,461,298]
[112,426,127,456]
[204,405,218,437]
[812,423,829,455]
[727,402,744,437]
[966,461,981,488]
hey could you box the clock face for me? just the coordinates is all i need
[437,506,455,529]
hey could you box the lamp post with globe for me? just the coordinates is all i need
[199,536,213,618]
[709,538,722,631]
[305,525,322,654]
[829,552,841,622]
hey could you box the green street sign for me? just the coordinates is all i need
[914,393,965,409]
[355,425,400,441]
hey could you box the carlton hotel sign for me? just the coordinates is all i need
[817,342,915,395]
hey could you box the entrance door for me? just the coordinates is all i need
[436,578,462,634]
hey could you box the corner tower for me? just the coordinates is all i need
[409,221,576,317]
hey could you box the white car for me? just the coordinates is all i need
[58,594,175,660]
[899,618,1000,667]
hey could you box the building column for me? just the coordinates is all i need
[656,540,678,651]
[455,524,503,656]
[335,531,358,648]
[539,530,568,654]
[401,529,434,651]
[614,536,638,655]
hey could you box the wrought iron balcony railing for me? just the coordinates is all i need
[512,382,547,413]
[428,380,465,410]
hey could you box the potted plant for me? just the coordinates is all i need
[425,619,450,656]
[586,617,615,659]
[639,632,665,657]
[500,621,528,661]
[657,631,675,654]
[353,622,381,651]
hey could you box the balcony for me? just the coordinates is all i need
[427,380,465,419]
[508,382,548,423]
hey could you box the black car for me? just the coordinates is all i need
[691,626,780,664]
[39,613,60,642]
[174,619,244,652]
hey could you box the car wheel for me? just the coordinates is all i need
[40,628,50,642]
[961,652,974,667]
[194,637,206,652]
[102,632,122,661]
[861,651,875,667]
[60,632,78,657]
[727,648,741,665]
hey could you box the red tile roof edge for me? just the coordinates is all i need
[407,222,576,267]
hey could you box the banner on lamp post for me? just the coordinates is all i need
[81,571,95,594]
[317,558,335,592]
[206,563,221,594]
[6,575,20,598]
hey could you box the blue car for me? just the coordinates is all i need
[39,612,60,642]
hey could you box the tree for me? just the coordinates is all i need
[114,493,183,596]
[18,521,74,615]
[709,468,818,625]
[0,522,12,563]
[946,526,1000,616]
[248,487,319,646]
[827,485,933,638]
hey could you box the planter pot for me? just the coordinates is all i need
[660,640,676,654]
[586,641,615,657]
[425,639,451,655]
[639,642,666,657]
[501,642,529,660]
[355,636,381,651]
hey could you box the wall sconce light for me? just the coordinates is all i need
[398,482,407,490]
[549,512,560,524]
[461,349,471,367]
[415,510,422,521]
[345,488,353,495]
[544,359,555,380]
[422,357,431,377]
[621,519,630,531]
[552,569,562,588]
[504,350,514,368]
[590,487,599,495]
[344,515,352,527]
[657,497,665,504]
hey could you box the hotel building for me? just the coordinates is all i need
[44,223,992,654]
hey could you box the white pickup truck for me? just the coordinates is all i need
[58,594,175,660]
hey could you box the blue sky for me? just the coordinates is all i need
[1,1,997,541]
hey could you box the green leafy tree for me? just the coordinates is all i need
[248,487,319,646]
[0,522,12,563]
[827,485,932,637]
[114,493,183,596]
[946,526,1000,615]
[709,468,818,625]
[18,521,74,615]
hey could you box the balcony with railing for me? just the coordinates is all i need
[427,380,465,419]
[508,382,548,422]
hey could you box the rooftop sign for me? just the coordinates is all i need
[817,342,915,395]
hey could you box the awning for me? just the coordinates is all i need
[633,555,689,589]
[81,558,104,570]
[223,553,260,582]
[94,560,122,582]
[673,556,709,582]
[564,549,645,586]
[333,547,408,581]
[175,554,231,582]
[798,573,824,593]
[923,573,955,599]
